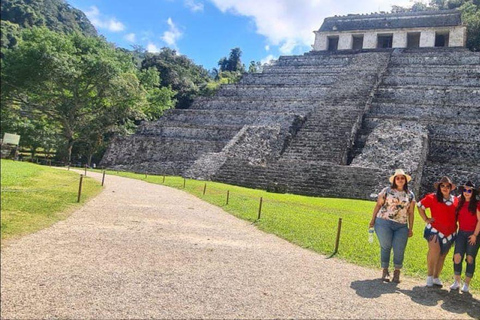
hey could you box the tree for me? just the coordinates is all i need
[248,60,264,73]
[217,47,245,73]
[1,0,97,37]
[141,47,212,109]
[459,1,480,51]
[1,27,167,163]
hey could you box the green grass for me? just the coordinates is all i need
[1,160,102,242]
[98,170,477,291]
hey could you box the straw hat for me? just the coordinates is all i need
[433,176,457,191]
[389,169,412,183]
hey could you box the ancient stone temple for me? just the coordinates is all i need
[313,10,466,51]
[101,10,480,200]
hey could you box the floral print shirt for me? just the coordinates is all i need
[377,187,415,224]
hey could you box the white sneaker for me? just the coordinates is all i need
[433,278,443,287]
[450,281,460,290]
[461,283,469,293]
[426,276,433,287]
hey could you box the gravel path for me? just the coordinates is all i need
[1,171,479,319]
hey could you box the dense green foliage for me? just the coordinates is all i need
[1,28,175,163]
[1,0,97,37]
[141,47,213,109]
[211,47,249,85]
[1,159,102,241]
[392,0,480,51]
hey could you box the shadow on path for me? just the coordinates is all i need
[351,279,480,319]
[350,279,399,298]
[399,286,480,319]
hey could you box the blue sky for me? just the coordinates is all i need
[68,0,414,71]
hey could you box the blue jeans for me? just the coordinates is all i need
[453,230,480,278]
[375,218,409,269]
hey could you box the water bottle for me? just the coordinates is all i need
[368,227,374,243]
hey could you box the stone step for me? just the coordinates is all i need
[240,74,340,85]
[367,103,480,120]
[385,66,480,75]
[382,75,480,87]
[363,117,480,132]
[215,86,331,99]
[157,109,304,127]
[212,158,387,199]
[390,55,480,65]
[374,87,480,105]
[262,66,348,74]
[108,160,196,176]
[139,124,241,141]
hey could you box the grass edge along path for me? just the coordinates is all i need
[98,170,478,291]
[1,160,103,244]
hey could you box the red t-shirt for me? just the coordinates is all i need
[457,201,480,232]
[419,193,458,236]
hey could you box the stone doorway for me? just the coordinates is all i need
[435,32,449,47]
[352,35,364,50]
[377,34,393,48]
[407,32,420,48]
[328,36,339,51]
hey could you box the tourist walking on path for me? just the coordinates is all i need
[369,169,415,283]
[417,176,458,288]
[450,181,480,293]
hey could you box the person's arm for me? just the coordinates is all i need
[369,193,385,228]
[417,199,434,224]
[408,200,415,237]
[468,209,480,245]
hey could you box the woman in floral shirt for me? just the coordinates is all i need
[369,169,416,283]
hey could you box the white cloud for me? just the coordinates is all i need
[85,6,125,32]
[161,18,183,49]
[185,0,204,12]
[124,33,136,42]
[265,45,270,51]
[261,54,277,65]
[208,0,415,54]
[147,43,161,53]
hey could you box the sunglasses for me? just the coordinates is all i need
[463,189,473,194]
[440,184,451,189]
[395,176,406,180]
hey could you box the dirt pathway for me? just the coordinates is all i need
[1,171,479,319]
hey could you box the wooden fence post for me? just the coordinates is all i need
[77,174,84,202]
[333,218,343,255]
[203,183,207,195]
[102,171,106,186]
[257,197,263,220]
[226,190,230,205]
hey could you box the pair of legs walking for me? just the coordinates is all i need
[451,230,480,292]
[375,218,409,283]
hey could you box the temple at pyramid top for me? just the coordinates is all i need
[313,9,466,51]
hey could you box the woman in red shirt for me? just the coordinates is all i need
[418,176,458,288]
[450,181,480,293]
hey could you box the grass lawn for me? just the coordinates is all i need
[1,160,102,242]
[98,170,477,291]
